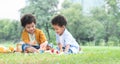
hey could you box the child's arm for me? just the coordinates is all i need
[58,43,63,52]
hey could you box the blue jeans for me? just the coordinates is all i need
[57,47,73,54]
[22,43,53,52]
[22,44,40,52]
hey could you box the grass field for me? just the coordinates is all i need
[0,45,120,64]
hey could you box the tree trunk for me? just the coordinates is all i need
[45,22,50,42]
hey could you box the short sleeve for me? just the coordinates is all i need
[21,29,30,44]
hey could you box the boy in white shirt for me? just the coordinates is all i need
[51,15,80,54]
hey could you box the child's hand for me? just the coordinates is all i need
[40,41,48,50]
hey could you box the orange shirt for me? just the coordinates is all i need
[21,28,47,45]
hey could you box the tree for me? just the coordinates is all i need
[89,0,120,45]
[0,19,22,43]
[60,0,103,45]
[104,0,120,45]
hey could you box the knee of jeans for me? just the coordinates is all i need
[68,49,73,53]
[22,44,29,52]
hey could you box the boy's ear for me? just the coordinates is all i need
[62,25,65,28]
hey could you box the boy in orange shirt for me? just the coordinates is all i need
[20,14,48,53]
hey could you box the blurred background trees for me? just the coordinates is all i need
[0,0,120,46]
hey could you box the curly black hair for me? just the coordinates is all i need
[51,15,67,27]
[20,14,36,27]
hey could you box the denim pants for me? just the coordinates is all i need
[22,44,40,52]
[57,47,73,54]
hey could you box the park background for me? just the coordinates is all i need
[0,0,120,64]
[0,0,120,46]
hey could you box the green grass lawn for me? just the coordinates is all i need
[0,46,120,64]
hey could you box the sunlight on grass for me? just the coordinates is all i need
[0,46,120,64]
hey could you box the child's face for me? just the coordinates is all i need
[25,22,36,34]
[52,25,65,35]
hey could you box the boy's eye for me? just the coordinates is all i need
[32,25,35,28]
[27,27,30,29]
[55,28,59,30]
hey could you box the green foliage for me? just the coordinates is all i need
[0,0,120,46]
[0,19,22,43]
[59,0,120,46]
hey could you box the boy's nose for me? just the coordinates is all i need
[30,28,33,30]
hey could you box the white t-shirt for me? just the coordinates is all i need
[28,33,38,46]
[56,29,79,53]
